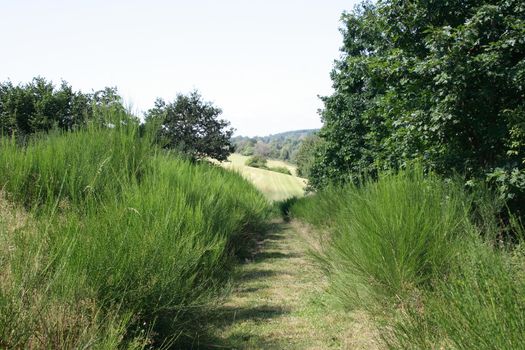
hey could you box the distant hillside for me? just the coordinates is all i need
[232,129,319,163]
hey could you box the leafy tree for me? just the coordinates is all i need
[0,77,125,136]
[145,91,234,161]
[235,138,256,156]
[295,135,322,178]
[312,0,525,214]
[254,140,272,158]
[279,144,292,161]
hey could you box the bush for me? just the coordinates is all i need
[268,166,292,175]
[245,156,293,175]
[0,77,124,136]
[144,91,235,161]
[293,167,469,308]
[245,155,268,169]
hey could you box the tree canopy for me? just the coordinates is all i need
[145,91,234,161]
[1,79,235,162]
[232,129,318,162]
[294,134,323,179]
[0,77,124,137]
[310,0,525,213]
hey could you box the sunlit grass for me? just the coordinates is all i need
[0,113,271,348]
[291,167,525,349]
[221,153,306,201]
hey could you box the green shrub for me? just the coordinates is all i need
[268,166,292,175]
[293,168,469,308]
[245,156,293,175]
[245,155,268,169]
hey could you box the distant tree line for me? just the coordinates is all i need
[306,0,524,216]
[232,129,318,163]
[0,77,234,161]
[0,77,123,136]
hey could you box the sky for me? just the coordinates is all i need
[0,0,357,136]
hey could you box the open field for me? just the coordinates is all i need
[221,154,307,201]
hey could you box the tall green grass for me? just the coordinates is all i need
[386,235,525,349]
[0,127,150,208]
[293,169,469,307]
[291,167,525,349]
[0,115,270,348]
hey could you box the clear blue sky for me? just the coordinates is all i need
[0,0,357,136]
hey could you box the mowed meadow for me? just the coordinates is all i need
[220,154,306,202]
[0,108,272,348]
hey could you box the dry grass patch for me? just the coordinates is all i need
[0,191,31,233]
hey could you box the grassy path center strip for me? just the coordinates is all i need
[205,220,379,349]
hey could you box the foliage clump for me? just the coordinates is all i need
[0,78,235,162]
[245,155,293,175]
[145,90,235,161]
[310,0,525,216]
[245,155,269,169]
[294,134,323,178]
[269,166,292,175]
[0,77,122,136]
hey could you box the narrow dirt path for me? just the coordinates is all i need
[204,220,379,349]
